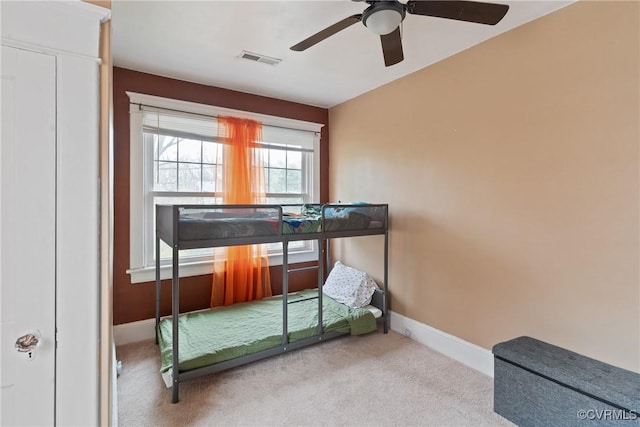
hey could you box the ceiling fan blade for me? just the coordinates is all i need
[290,14,362,51]
[406,0,509,25]
[380,27,404,67]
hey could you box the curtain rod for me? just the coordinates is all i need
[131,102,321,135]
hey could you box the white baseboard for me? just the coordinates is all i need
[389,310,494,377]
[114,318,155,346]
[114,311,495,377]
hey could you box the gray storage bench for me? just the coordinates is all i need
[493,336,640,427]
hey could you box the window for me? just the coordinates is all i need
[127,92,322,283]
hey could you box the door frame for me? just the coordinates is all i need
[1,1,111,425]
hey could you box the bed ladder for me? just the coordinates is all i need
[281,237,325,345]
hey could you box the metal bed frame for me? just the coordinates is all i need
[155,203,389,403]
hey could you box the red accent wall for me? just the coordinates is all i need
[113,67,330,325]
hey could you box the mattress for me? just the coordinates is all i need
[157,289,378,375]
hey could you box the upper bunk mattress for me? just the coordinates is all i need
[157,289,377,374]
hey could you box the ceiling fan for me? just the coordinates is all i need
[290,0,509,67]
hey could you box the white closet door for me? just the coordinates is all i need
[0,45,56,426]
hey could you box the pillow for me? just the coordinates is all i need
[323,261,379,309]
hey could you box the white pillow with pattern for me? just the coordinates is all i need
[323,261,379,309]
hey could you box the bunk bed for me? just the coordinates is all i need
[155,203,389,403]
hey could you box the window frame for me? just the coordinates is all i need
[126,92,323,284]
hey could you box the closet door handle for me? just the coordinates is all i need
[15,331,41,357]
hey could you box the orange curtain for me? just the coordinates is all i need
[210,116,272,307]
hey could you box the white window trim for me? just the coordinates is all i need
[126,92,323,284]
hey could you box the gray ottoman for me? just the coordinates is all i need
[493,336,640,427]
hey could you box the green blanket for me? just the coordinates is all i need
[158,290,377,373]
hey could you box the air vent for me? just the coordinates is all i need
[240,51,281,66]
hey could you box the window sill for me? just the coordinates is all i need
[127,250,319,284]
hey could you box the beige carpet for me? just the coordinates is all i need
[116,329,515,427]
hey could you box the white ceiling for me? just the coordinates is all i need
[112,0,573,108]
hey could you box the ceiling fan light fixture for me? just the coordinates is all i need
[362,2,405,35]
[290,0,510,67]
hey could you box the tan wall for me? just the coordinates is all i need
[329,1,639,372]
[82,1,112,425]
[98,18,113,427]
[83,0,111,9]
